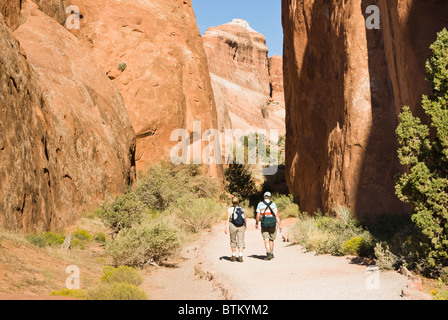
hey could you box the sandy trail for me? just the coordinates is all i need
[202,218,411,300]
[145,218,410,300]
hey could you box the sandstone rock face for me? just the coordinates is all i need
[0,0,22,30]
[283,0,448,218]
[0,1,136,231]
[203,19,285,135]
[31,0,71,25]
[269,55,285,104]
[69,0,222,177]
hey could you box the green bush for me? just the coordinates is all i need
[26,232,66,248]
[98,192,146,238]
[168,197,223,233]
[395,28,448,274]
[26,233,47,248]
[85,282,147,300]
[94,232,107,244]
[100,266,143,286]
[73,228,93,242]
[224,163,257,200]
[272,194,300,219]
[288,209,374,257]
[106,223,180,267]
[135,162,219,211]
[342,236,372,256]
[272,194,294,212]
[374,243,400,270]
[431,280,448,300]
[118,62,127,72]
[50,288,86,299]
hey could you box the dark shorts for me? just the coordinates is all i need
[261,226,277,241]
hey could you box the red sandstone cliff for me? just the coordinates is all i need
[0,0,226,230]
[283,0,448,218]
[69,0,222,177]
[0,1,135,230]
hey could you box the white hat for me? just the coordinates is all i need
[264,192,272,198]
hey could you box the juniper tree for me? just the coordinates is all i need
[396,28,448,272]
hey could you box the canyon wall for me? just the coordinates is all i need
[283,0,448,218]
[0,1,136,231]
[203,19,285,136]
[70,0,222,177]
[0,0,226,230]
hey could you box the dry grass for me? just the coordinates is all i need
[0,217,109,297]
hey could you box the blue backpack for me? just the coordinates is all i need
[231,206,245,227]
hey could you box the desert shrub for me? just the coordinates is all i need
[26,232,66,248]
[288,209,374,257]
[100,266,143,286]
[94,232,107,243]
[395,28,448,274]
[272,194,293,211]
[288,215,328,252]
[431,279,448,300]
[85,282,147,300]
[224,163,257,200]
[118,62,127,72]
[73,228,93,242]
[361,214,423,271]
[50,288,86,299]
[272,194,299,219]
[342,236,372,256]
[168,197,223,233]
[25,233,47,248]
[44,232,66,246]
[374,243,400,270]
[106,223,180,267]
[281,203,300,219]
[135,162,219,211]
[98,192,146,238]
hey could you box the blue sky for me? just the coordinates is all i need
[192,0,283,57]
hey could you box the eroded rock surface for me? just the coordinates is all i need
[282,0,448,218]
[0,2,135,231]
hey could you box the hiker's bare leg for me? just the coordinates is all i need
[269,240,274,253]
[264,239,270,253]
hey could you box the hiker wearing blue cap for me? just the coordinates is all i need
[255,192,282,260]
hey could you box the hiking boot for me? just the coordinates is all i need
[265,252,273,260]
[237,256,243,262]
[230,256,236,262]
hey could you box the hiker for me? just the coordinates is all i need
[224,197,247,262]
[255,192,282,260]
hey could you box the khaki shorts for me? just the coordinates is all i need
[261,226,277,241]
[229,223,245,248]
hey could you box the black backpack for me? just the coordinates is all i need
[231,206,245,227]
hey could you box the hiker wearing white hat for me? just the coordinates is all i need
[255,192,282,260]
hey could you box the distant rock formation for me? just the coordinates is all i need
[203,19,285,136]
